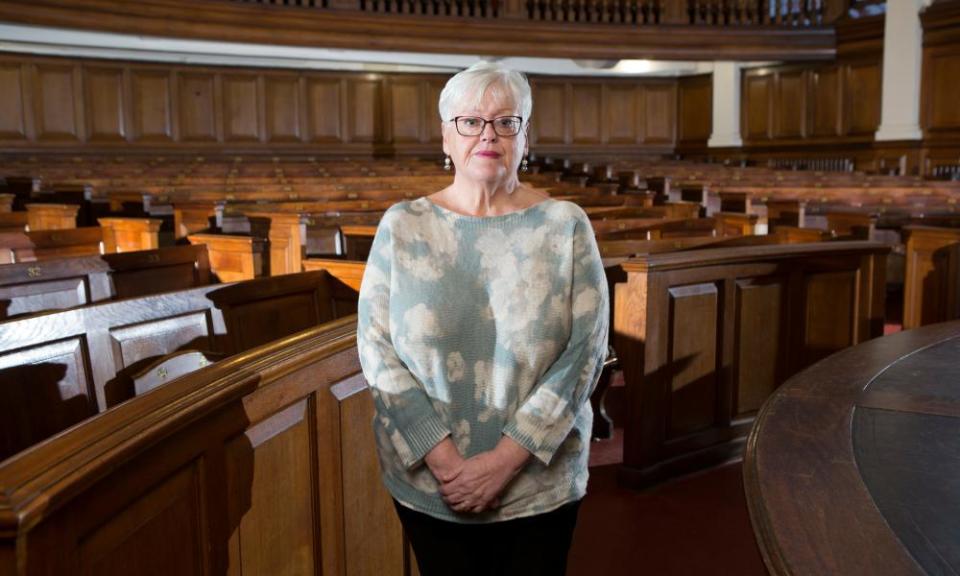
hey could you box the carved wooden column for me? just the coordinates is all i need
[98,217,163,253]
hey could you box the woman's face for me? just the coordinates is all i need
[442,89,528,185]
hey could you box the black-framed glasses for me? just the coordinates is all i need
[450,116,523,137]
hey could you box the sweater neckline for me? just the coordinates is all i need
[422,197,554,222]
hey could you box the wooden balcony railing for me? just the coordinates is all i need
[0,0,843,60]
[229,0,846,24]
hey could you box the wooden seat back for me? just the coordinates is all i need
[0,270,359,460]
[0,255,112,319]
[103,244,213,299]
[0,245,212,319]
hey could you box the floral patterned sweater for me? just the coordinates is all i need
[356,196,609,523]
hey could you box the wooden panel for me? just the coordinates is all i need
[131,70,173,142]
[337,383,406,575]
[34,63,80,141]
[85,67,126,142]
[926,52,960,131]
[347,78,381,143]
[678,76,712,142]
[390,79,423,143]
[0,337,95,460]
[667,283,718,438]
[264,75,301,142]
[0,277,89,319]
[78,463,204,575]
[532,82,566,144]
[223,75,260,142]
[744,74,771,139]
[775,70,805,138]
[0,317,414,575]
[735,278,783,415]
[306,78,342,142]
[571,84,601,144]
[845,62,881,135]
[424,80,444,143]
[605,85,637,144]
[109,310,215,370]
[810,66,841,137]
[178,73,217,142]
[227,400,316,575]
[0,64,26,140]
[903,227,960,329]
[803,270,855,365]
[616,243,888,488]
[643,84,675,144]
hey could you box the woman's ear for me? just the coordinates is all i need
[441,121,452,156]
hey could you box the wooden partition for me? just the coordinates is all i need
[903,226,960,329]
[0,317,412,575]
[0,270,357,460]
[242,211,305,276]
[614,241,888,486]
[98,217,163,253]
[188,233,266,282]
[25,203,79,231]
[1,227,104,262]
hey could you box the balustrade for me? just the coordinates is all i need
[227,0,840,24]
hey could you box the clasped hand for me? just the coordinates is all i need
[425,436,530,515]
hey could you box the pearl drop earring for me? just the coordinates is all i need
[444,156,451,171]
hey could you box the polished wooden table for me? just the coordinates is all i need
[744,321,960,576]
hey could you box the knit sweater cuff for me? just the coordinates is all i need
[502,422,556,467]
[398,414,450,469]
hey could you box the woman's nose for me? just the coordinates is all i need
[480,121,498,141]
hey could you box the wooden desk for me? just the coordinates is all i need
[745,320,960,576]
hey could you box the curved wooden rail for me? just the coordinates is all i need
[744,320,960,576]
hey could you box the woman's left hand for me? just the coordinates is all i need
[439,436,530,514]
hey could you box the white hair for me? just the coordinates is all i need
[438,61,533,125]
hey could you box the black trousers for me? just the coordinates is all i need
[393,499,581,576]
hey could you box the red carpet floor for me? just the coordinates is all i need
[567,431,767,576]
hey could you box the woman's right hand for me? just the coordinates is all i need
[424,437,465,484]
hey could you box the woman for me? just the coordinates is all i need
[357,61,609,576]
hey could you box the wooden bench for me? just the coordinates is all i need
[614,241,889,487]
[0,269,358,461]
[0,245,213,319]
[0,227,104,262]
[0,318,413,575]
